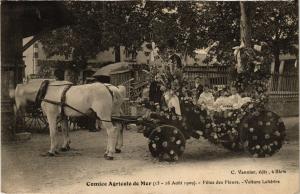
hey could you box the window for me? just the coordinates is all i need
[34,52,38,58]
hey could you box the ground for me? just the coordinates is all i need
[1,117,299,194]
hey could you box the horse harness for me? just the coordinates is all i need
[38,80,114,123]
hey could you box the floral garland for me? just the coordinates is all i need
[139,43,285,160]
[232,43,273,104]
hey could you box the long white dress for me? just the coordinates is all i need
[164,91,181,115]
[197,92,215,109]
[213,94,252,111]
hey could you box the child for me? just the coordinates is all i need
[197,84,214,109]
[163,82,181,115]
[214,88,229,106]
[228,86,242,108]
[228,86,251,109]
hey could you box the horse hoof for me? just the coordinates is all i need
[60,145,71,152]
[104,153,114,160]
[60,147,68,152]
[105,155,114,160]
[115,149,121,153]
[54,151,59,155]
[48,152,56,157]
[41,152,55,157]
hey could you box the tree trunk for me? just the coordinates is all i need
[114,45,121,62]
[240,2,252,48]
[273,49,281,73]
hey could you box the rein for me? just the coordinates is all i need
[48,84,74,87]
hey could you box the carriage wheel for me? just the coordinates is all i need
[221,140,244,152]
[24,109,49,132]
[240,110,286,157]
[148,125,186,162]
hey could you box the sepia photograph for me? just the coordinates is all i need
[1,1,299,193]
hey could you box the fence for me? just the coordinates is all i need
[268,72,299,93]
[267,72,299,116]
[110,64,298,116]
[184,65,298,116]
[110,67,149,115]
[183,66,231,86]
[110,70,132,115]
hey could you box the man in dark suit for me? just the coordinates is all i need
[149,76,163,106]
[194,76,204,99]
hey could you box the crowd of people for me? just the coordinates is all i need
[140,77,252,115]
[134,51,255,117]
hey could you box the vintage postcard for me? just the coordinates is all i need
[1,1,299,194]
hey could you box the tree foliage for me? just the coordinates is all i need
[39,1,298,69]
[40,1,144,67]
[252,1,298,66]
[200,1,298,67]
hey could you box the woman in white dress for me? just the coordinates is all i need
[163,81,181,115]
[213,86,252,110]
[197,84,214,109]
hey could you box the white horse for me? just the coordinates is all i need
[12,79,126,160]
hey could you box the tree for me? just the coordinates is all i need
[197,1,241,66]
[240,2,252,48]
[199,1,298,68]
[40,1,145,65]
[252,1,298,69]
[127,1,208,61]
[40,1,298,71]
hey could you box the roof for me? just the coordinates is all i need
[93,62,131,77]
[2,2,73,38]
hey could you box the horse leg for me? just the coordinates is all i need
[61,117,71,152]
[101,121,117,160]
[115,122,123,153]
[45,112,59,156]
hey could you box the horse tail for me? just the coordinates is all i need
[11,84,23,114]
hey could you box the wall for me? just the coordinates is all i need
[267,98,299,117]
[23,37,34,76]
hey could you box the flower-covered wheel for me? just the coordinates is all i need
[221,139,244,152]
[148,125,186,161]
[240,110,286,157]
[207,110,244,152]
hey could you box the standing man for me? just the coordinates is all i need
[194,76,204,99]
[149,75,163,106]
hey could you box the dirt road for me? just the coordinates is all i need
[1,117,299,194]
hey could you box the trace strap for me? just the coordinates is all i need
[41,98,112,123]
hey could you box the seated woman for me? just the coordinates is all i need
[214,88,229,106]
[213,86,252,110]
[162,81,181,115]
[197,84,214,109]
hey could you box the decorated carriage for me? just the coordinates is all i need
[135,42,286,162]
[138,95,286,161]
